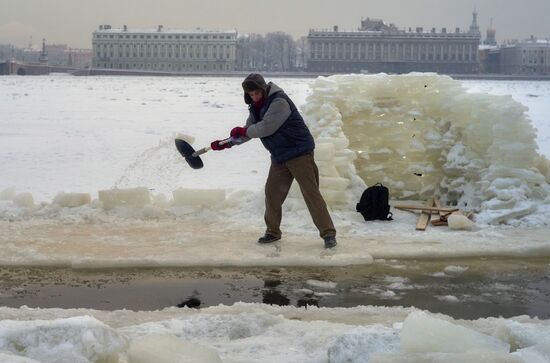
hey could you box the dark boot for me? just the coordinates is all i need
[323,235,337,249]
[258,234,281,244]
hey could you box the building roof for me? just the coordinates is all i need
[501,39,550,48]
[479,45,499,50]
[94,26,237,35]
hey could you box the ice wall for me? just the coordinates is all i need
[303,74,550,224]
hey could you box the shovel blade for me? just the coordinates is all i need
[175,139,204,169]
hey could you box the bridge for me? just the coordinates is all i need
[0,60,79,76]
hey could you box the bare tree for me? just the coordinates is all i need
[235,32,297,71]
[295,36,309,70]
[264,32,297,71]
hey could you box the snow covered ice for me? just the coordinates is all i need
[1,74,550,267]
[1,74,550,362]
[1,304,550,363]
[0,315,126,362]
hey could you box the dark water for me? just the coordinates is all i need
[1,258,550,320]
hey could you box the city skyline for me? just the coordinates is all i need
[1,0,550,48]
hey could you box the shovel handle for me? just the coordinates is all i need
[192,147,210,157]
[192,138,232,157]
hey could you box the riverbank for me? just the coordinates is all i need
[68,67,550,81]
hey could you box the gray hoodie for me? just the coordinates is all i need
[245,83,291,139]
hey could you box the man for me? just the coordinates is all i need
[211,74,337,249]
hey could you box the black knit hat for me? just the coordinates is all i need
[242,73,268,104]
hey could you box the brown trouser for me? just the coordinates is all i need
[264,152,336,239]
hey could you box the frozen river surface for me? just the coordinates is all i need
[1,75,550,362]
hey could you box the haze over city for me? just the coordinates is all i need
[1,0,550,48]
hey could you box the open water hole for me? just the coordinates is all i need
[1,258,549,320]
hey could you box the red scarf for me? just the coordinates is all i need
[253,97,265,111]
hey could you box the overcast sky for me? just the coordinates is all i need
[1,0,549,48]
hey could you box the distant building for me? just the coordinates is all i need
[0,45,22,62]
[22,41,63,64]
[92,25,237,72]
[500,37,550,75]
[67,48,92,68]
[468,9,481,38]
[306,12,481,74]
[478,46,500,74]
[483,19,497,46]
[38,38,48,64]
[21,40,89,67]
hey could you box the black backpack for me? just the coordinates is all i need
[356,183,393,221]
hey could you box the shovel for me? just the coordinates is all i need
[175,137,243,169]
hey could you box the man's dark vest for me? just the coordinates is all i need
[249,90,315,164]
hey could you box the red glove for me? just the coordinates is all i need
[210,140,232,151]
[230,126,248,139]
